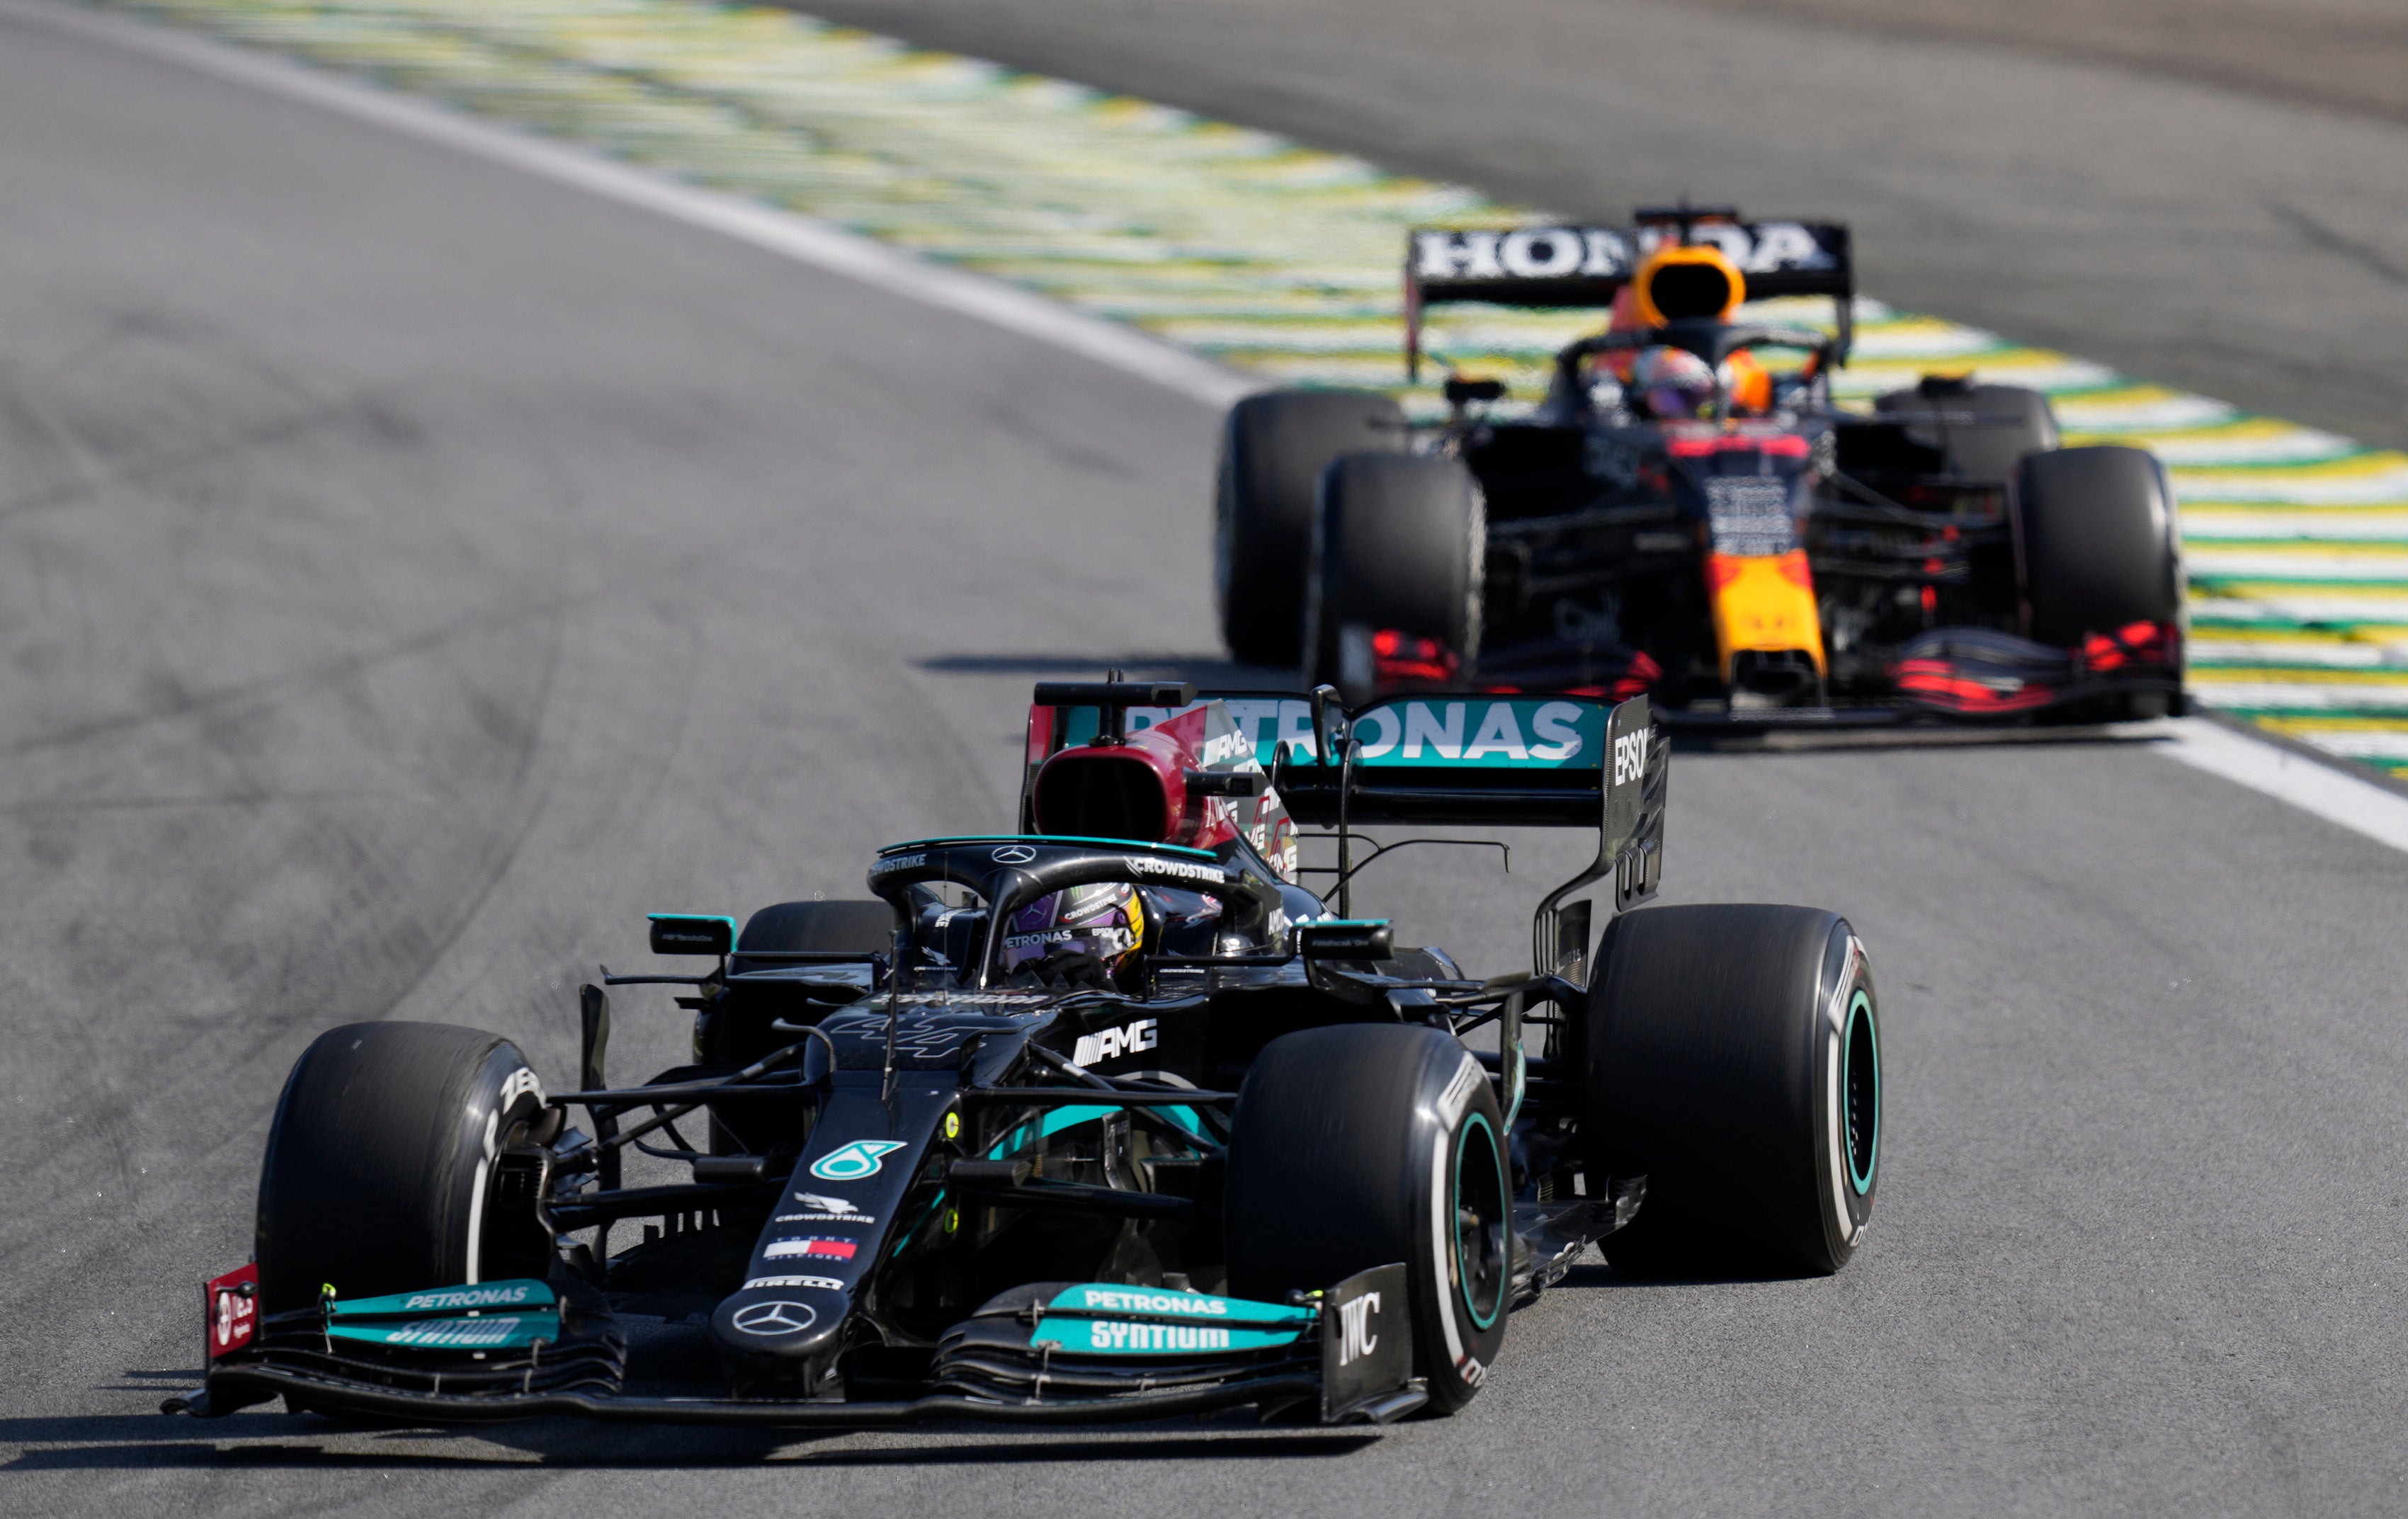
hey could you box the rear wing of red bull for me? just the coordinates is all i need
[1404,210,1853,377]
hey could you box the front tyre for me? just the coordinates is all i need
[2016,445,2181,650]
[1224,1024,1507,1413]
[2015,445,2184,720]
[1586,904,1878,1276]
[255,1022,552,1313]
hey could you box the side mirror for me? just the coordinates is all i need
[1298,920,1395,960]
[1186,768,1268,797]
[648,914,736,957]
[1444,375,1508,407]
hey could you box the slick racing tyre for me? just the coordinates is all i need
[1217,390,1405,669]
[2016,444,2182,654]
[1303,453,1484,705]
[712,899,898,1071]
[1876,380,2058,482]
[1225,1024,1508,1413]
[256,1022,552,1314]
[731,899,893,967]
[1585,905,1878,1277]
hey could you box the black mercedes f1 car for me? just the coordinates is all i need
[1215,207,2185,729]
[170,680,1880,1428]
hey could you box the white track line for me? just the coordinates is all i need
[3,0,1259,411]
[2156,719,2408,853]
[18,0,2408,859]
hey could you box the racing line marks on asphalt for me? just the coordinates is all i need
[23,0,2408,855]
[3,0,1256,410]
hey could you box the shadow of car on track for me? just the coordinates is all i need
[1,1409,1379,1472]
[1668,719,2183,759]
[918,652,1294,689]
[1555,1261,1838,1291]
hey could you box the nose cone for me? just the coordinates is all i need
[711,1281,847,1370]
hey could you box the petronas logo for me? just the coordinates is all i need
[808,1139,907,1181]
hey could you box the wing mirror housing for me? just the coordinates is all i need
[1298,920,1395,960]
[648,914,737,957]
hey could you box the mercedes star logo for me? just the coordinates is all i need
[990,844,1039,864]
[732,1299,818,1337]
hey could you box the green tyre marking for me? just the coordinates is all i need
[1844,988,1878,1197]
[1452,1110,1504,1331]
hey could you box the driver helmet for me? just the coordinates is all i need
[1630,345,1718,419]
[1000,881,1145,984]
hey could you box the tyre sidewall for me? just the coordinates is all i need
[443,1040,551,1282]
[1587,904,1880,1276]
[1801,921,1878,1272]
[1223,1025,1509,1413]
[2014,444,2180,647]
[256,1023,545,1311]
[1411,1038,1509,1411]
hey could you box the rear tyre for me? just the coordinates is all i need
[1586,904,1878,1277]
[1225,1024,1507,1413]
[1877,381,2057,481]
[1303,453,1484,703]
[256,1022,551,1314]
[704,900,898,1076]
[1217,390,1406,668]
[733,899,893,963]
[2016,444,2182,650]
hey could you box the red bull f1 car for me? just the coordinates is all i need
[1214,207,2185,729]
[168,681,1880,1429]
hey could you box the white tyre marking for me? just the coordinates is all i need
[1824,1025,1854,1246]
[1429,1103,1468,1373]
[1438,1053,1483,1125]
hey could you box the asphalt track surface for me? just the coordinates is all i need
[1,4,2405,1515]
[803,0,2408,454]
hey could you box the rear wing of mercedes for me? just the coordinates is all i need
[1023,687,1667,965]
[1404,209,1853,377]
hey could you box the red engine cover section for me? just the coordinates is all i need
[1027,701,1297,877]
[1030,705,1248,853]
[205,1262,259,1360]
[1033,724,1196,846]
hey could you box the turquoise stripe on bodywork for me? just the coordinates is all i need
[326,1313,560,1350]
[1039,1281,1309,1354]
[988,1103,1213,1158]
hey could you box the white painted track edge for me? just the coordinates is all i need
[2153,717,2408,853]
[1,0,1263,411]
[15,0,2408,859]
